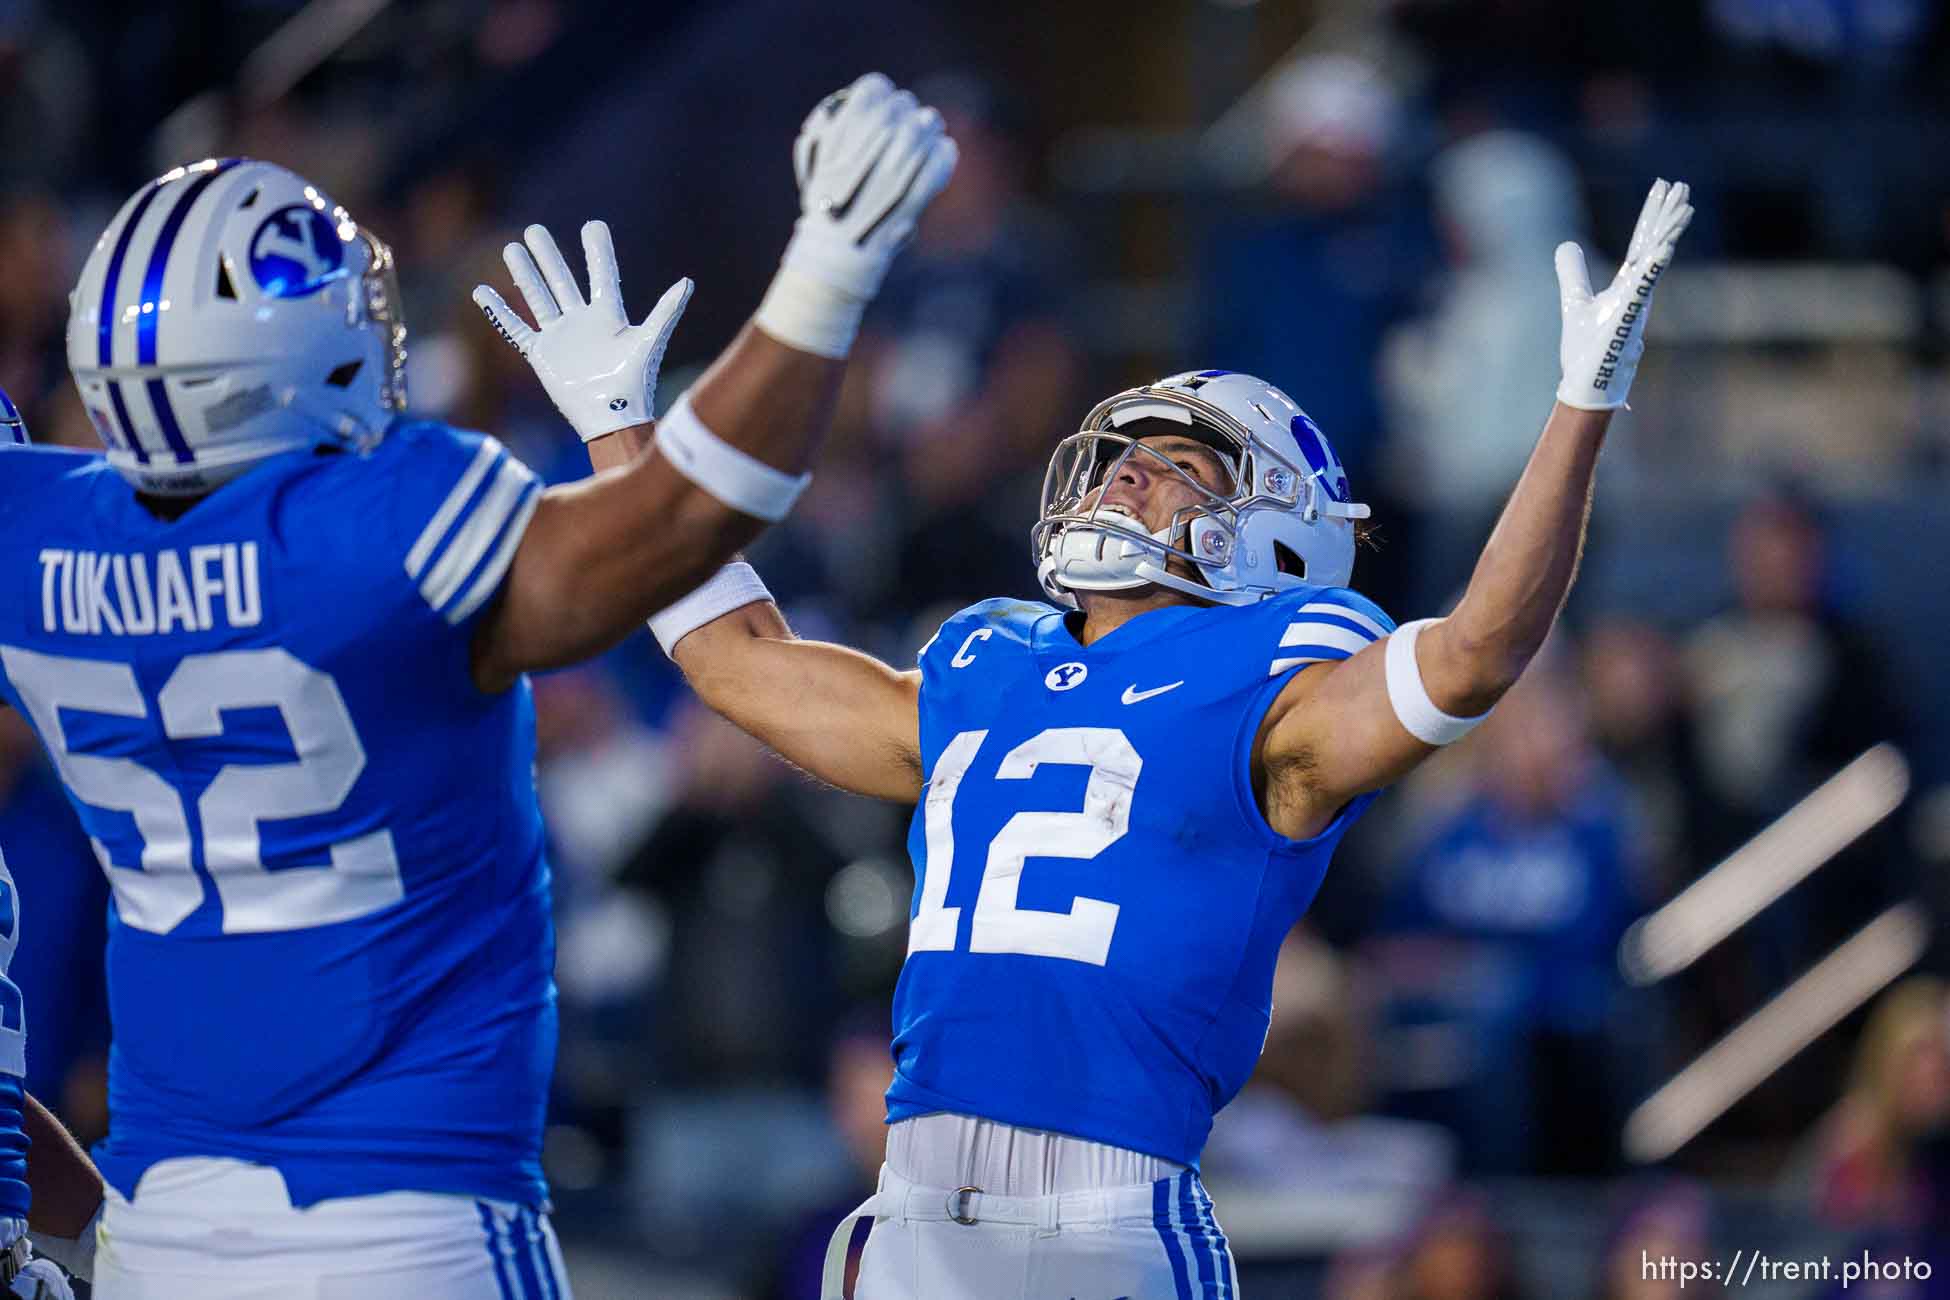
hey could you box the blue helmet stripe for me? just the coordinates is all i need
[96,181,166,462]
[136,159,244,367]
[133,159,243,463]
[145,378,195,465]
[97,181,164,367]
[106,381,146,463]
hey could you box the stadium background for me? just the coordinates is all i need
[4,0,1950,1295]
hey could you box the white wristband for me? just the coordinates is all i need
[1384,619,1490,746]
[649,562,773,655]
[752,262,868,360]
[653,394,811,522]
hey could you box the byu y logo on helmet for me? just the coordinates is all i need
[248,206,348,298]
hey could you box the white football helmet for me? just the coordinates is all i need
[1034,370,1370,606]
[67,157,406,497]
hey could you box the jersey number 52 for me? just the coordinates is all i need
[2,645,402,936]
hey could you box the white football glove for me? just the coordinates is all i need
[474,221,693,442]
[1554,178,1693,411]
[754,72,959,358]
[8,1257,73,1300]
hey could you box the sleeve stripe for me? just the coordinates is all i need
[1294,601,1390,640]
[443,482,542,625]
[1278,622,1373,656]
[419,454,539,613]
[405,438,502,581]
[1269,654,1331,675]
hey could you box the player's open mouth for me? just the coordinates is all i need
[1091,503,1146,527]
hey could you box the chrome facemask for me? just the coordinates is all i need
[355,228,408,416]
[1032,429,1239,601]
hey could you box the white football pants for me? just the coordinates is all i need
[94,1157,573,1300]
[824,1165,1240,1299]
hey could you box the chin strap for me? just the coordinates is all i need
[1129,560,1256,607]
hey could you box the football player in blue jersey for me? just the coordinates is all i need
[0,843,108,1300]
[0,73,953,1298]
[535,179,1693,1299]
[0,415,137,1299]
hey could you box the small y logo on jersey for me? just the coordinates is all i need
[1121,680,1182,705]
[1045,662,1088,691]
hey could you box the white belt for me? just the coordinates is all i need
[819,1165,1168,1299]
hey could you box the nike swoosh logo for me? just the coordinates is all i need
[1121,681,1184,705]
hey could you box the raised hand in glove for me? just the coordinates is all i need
[473,221,693,442]
[755,71,959,358]
[1554,178,1693,411]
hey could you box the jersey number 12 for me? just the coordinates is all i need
[909,726,1139,967]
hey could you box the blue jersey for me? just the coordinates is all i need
[0,423,552,1208]
[890,586,1394,1166]
[0,849,31,1218]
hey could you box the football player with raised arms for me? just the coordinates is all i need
[505,179,1693,1297]
[0,74,953,1297]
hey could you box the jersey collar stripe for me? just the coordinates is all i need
[96,180,164,367]
[406,438,503,579]
[143,377,196,465]
[1296,601,1390,640]
[476,1201,520,1300]
[135,160,244,368]
[1179,1170,1220,1296]
[1152,1176,1194,1299]
[105,382,148,463]
[1278,623,1373,656]
[446,483,541,625]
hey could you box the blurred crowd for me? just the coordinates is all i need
[4,0,1950,1296]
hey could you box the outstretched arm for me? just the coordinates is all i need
[469,74,956,692]
[1258,179,1693,839]
[672,598,924,803]
[583,423,922,799]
